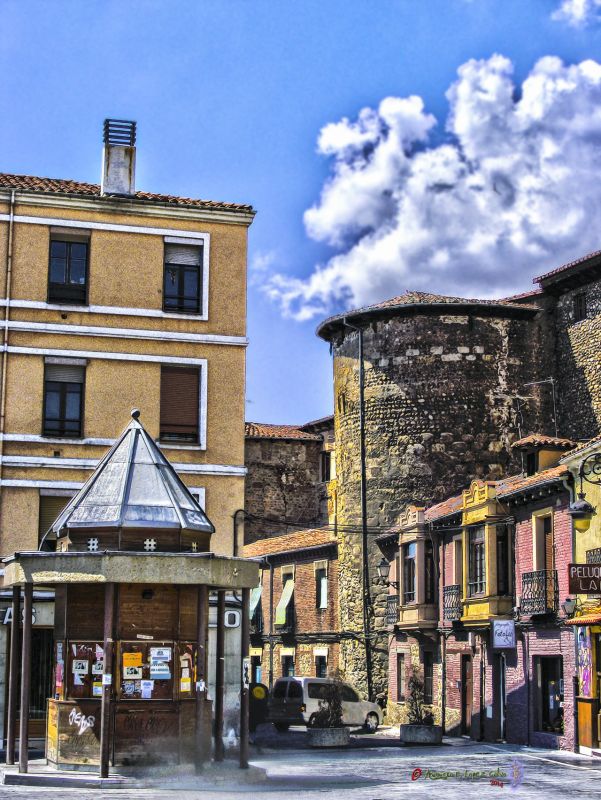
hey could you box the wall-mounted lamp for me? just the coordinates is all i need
[376,557,400,589]
[568,454,599,533]
[561,596,583,618]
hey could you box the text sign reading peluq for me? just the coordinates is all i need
[492,619,516,649]
[568,563,601,594]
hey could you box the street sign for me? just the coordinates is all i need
[492,619,516,649]
[569,563,601,594]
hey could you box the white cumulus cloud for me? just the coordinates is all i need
[266,54,601,320]
[552,0,601,26]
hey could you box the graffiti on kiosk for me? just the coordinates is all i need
[68,708,95,736]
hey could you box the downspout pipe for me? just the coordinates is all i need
[0,190,16,485]
[343,318,373,701]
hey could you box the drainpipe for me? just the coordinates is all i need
[343,318,373,701]
[562,472,579,751]
[0,190,16,485]
[439,526,446,734]
[268,557,274,691]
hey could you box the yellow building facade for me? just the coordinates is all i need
[0,122,254,736]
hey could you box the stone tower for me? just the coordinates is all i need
[317,291,554,698]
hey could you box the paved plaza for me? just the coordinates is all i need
[0,736,600,799]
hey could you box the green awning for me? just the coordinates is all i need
[249,586,262,618]
[275,580,294,625]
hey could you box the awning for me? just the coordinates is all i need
[249,586,262,618]
[275,580,294,625]
[564,613,601,626]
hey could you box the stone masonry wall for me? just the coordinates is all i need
[244,437,328,544]
[332,309,554,699]
[554,276,601,440]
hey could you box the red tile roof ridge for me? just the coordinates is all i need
[0,172,254,213]
[561,432,601,460]
[511,433,579,450]
[534,248,601,283]
[243,527,336,558]
[496,464,569,497]
[424,493,463,522]
[245,421,322,441]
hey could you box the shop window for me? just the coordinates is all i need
[425,540,436,603]
[397,653,405,702]
[468,527,486,596]
[423,650,434,705]
[315,561,328,609]
[48,235,88,304]
[282,655,295,677]
[535,656,563,733]
[160,366,200,442]
[403,542,416,604]
[315,655,327,677]
[43,362,85,438]
[574,292,587,322]
[163,242,203,314]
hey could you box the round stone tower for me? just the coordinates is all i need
[317,291,554,699]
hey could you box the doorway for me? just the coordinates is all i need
[5,627,54,739]
[461,654,473,736]
[495,653,507,741]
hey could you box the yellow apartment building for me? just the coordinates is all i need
[0,119,254,737]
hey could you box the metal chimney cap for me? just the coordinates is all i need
[103,119,137,147]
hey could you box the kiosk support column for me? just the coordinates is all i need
[6,585,20,765]
[214,590,226,762]
[18,582,32,774]
[195,584,209,771]
[99,582,115,778]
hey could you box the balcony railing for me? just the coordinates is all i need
[521,570,558,615]
[443,584,462,621]
[386,595,399,626]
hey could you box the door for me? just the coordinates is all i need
[6,628,54,739]
[461,655,473,736]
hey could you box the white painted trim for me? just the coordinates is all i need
[0,192,255,226]
[0,479,84,490]
[0,433,114,446]
[0,298,215,324]
[5,345,208,367]
[0,454,246,476]
[4,320,247,347]
[0,213,211,241]
[39,488,77,497]
[164,235,204,246]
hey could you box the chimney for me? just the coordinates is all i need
[101,119,136,195]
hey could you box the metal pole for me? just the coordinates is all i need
[6,585,20,765]
[195,584,209,772]
[240,587,250,769]
[99,582,115,778]
[214,590,226,762]
[268,559,274,691]
[18,582,32,774]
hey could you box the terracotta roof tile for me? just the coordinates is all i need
[496,465,569,498]
[425,494,463,522]
[511,434,578,450]
[245,422,322,441]
[243,527,336,558]
[0,172,254,214]
[561,432,601,460]
[535,249,601,284]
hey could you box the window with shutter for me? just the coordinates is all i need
[160,366,200,442]
[163,244,203,314]
[38,495,72,544]
[43,363,85,437]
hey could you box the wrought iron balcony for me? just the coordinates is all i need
[443,584,462,621]
[521,570,559,615]
[386,595,399,626]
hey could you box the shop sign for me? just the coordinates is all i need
[568,563,601,594]
[2,606,36,625]
[492,619,516,649]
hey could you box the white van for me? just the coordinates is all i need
[268,677,383,732]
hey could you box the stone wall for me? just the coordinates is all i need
[244,437,328,544]
[331,308,554,698]
[554,276,601,440]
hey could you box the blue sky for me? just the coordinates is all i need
[2,0,601,423]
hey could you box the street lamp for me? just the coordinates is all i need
[568,455,599,533]
[377,557,400,588]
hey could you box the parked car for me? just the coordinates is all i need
[268,677,383,732]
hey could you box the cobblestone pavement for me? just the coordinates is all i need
[0,739,600,799]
